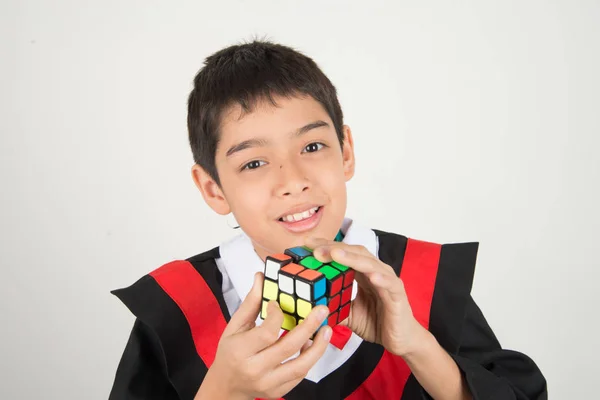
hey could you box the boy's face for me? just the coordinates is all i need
[192,94,355,260]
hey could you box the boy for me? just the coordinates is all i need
[109,40,547,399]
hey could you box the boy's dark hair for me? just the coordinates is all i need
[187,39,344,186]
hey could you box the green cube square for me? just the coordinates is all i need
[318,264,341,280]
[300,256,323,270]
[331,260,349,272]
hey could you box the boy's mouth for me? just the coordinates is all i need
[277,205,323,233]
[278,206,320,222]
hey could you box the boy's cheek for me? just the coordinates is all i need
[231,194,277,229]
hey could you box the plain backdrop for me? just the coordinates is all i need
[1,0,598,398]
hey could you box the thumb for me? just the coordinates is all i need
[223,271,264,336]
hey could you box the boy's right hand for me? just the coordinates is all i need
[195,272,332,400]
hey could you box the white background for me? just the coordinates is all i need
[1,0,598,398]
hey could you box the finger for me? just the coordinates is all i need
[257,305,329,365]
[353,270,374,293]
[298,334,316,355]
[224,272,264,336]
[305,237,371,255]
[368,272,407,303]
[246,300,285,353]
[304,237,335,262]
[269,323,332,385]
[328,247,393,277]
[308,242,373,265]
[300,339,313,353]
[312,244,366,263]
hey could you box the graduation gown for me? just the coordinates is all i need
[109,229,547,399]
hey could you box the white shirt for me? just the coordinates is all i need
[214,218,380,383]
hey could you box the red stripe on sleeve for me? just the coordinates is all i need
[346,238,441,399]
[401,239,441,330]
[150,260,227,368]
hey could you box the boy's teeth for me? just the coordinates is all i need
[283,207,319,223]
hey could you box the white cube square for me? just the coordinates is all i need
[296,280,311,300]
[279,274,294,295]
[265,259,281,281]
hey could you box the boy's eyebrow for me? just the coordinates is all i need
[225,120,330,157]
[225,138,269,158]
[294,120,329,137]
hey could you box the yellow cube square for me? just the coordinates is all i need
[297,298,312,318]
[282,313,297,330]
[279,293,295,313]
[263,279,278,300]
[261,300,268,319]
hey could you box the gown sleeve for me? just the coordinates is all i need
[108,318,180,400]
[448,297,548,400]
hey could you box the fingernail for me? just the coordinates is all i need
[323,327,332,341]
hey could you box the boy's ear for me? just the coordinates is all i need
[191,165,231,215]
[341,125,356,181]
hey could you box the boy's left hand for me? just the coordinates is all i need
[305,237,426,357]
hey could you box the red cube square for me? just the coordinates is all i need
[328,312,338,327]
[341,286,352,306]
[338,303,350,322]
[343,269,355,288]
[328,294,341,313]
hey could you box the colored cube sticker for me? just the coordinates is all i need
[331,260,355,288]
[260,245,355,332]
[284,246,312,262]
[296,269,326,300]
[262,279,279,300]
[278,263,305,294]
[340,286,352,306]
[300,256,323,270]
[328,293,341,314]
[264,253,292,281]
[328,311,339,327]
[296,296,328,318]
[282,312,297,330]
[338,302,351,322]
[317,265,343,297]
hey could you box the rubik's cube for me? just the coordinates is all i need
[260,246,355,331]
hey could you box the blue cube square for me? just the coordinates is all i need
[285,246,312,262]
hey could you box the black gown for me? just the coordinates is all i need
[109,229,547,399]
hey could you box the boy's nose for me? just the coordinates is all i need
[276,163,311,197]
[279,181,310,197]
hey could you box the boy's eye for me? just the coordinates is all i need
[303,142,325,153]
[241,160,266,171]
